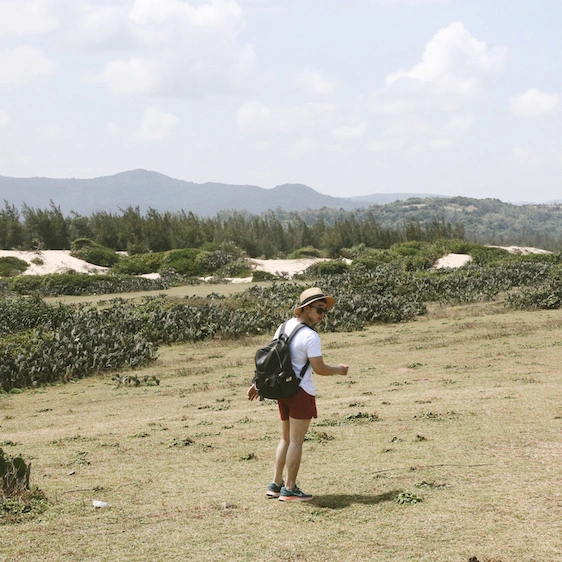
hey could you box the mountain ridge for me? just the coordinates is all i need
[0,169,448,216]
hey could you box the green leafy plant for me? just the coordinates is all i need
[70,238,120,267]
[0,257,28,278]
[395,491,423,504]
[252,270,278,282]
[0,448,30,497]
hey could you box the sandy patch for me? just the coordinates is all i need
[433,253,472,269]
[250,258,327,278]
[487,245,551,255]
[0,246,551,278]
[434,245,551,270]
[0,250,326,280]
[0,250,108,275]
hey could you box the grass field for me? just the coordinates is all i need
[1,296,561,561]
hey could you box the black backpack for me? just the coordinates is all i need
[253,321,310,401]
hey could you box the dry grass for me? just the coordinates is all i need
[43,280,279,306]
[1,301,562,561]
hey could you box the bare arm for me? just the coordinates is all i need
[247,384,259,401]
[309,356,348,376]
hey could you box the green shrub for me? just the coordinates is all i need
[252,270,278,282]
[70,238,120,267]
[391,241,425,257]
[8,276,44,294]
[352,251,395,269]
[289,246,324,258]
[217,258,252,278]
[468,246,511,265]
[195,250,233,274]
[0,257,28,278]
[317,260,350,275]
[7,271,200,297]
[111,252,163,275]
[159,248,202,276]
[0,447,30,497]
[340,243,373,260]
[494,252,557,265]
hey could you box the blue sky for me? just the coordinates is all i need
[0,0,561,203]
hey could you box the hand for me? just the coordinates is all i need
[338,364,349,376]
[247,384,259,401]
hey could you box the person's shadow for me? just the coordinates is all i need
[311,490,401,509]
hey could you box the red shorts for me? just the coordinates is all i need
[277,387,317,421]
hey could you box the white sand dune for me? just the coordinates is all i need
[433,253,473,269]
[0,251,324,280]
[434,245,550,269]
[250,258,327,277]
[0,247,551,277]
[0,250,108,275]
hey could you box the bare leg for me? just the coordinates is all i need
[285,417,311,490]
[273,419,290,485]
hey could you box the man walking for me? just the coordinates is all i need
[247,287,349,501]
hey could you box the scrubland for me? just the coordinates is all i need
[1,299,561,561]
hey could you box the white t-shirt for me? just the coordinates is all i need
[274,317,322,396]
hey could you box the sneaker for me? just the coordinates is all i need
[278,485,313,502]
[266,481,283,498]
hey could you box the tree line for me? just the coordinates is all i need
[0,202,465,258]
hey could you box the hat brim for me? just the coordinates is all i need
[294,294,335,315]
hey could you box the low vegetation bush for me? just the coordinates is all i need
[0,447,30,497]
[505,265,562,309]
[289,246,324,258]
[195,250,233,274]
[8,272,200,297]
[0,297,156,390]
[159,248,201,275]
[316,260,350,276]
[251,270,278,282]
[0,257,28,278]
[2,242,562,391]
[110,252,163,275]
[109,247,244,277]
[70,238,120,267]
[0,447,48,524]
[216,258,252,278]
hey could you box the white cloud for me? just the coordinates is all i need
[237,101,337,136]
[509,88,559,117]
[368,96,415,115]
[0,110,10,127]
[363,23,505,155]
[95,56,161,95]
[331,122,369,139]
[92,0,255,97]
[65,3,131,49]
[429,113,474,148]
[296,68,337,96]
[136,105,178,141]
[386,21,507,98]
[372,0,450,4]
[237,101,280,132]
[39,123,66,141]
[130,0,244,32]
[367,110,474,153]
[0,0,60,35]
[0,46,57,84]
[292,138,318,152]
[107,122,122,136]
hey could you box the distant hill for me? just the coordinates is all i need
[348,192,446,206]
[0,169,444,216]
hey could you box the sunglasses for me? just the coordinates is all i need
[309,305,328,315]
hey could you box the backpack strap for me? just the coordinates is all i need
[284,321,312,381]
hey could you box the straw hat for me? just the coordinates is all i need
[294,287,335,316]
